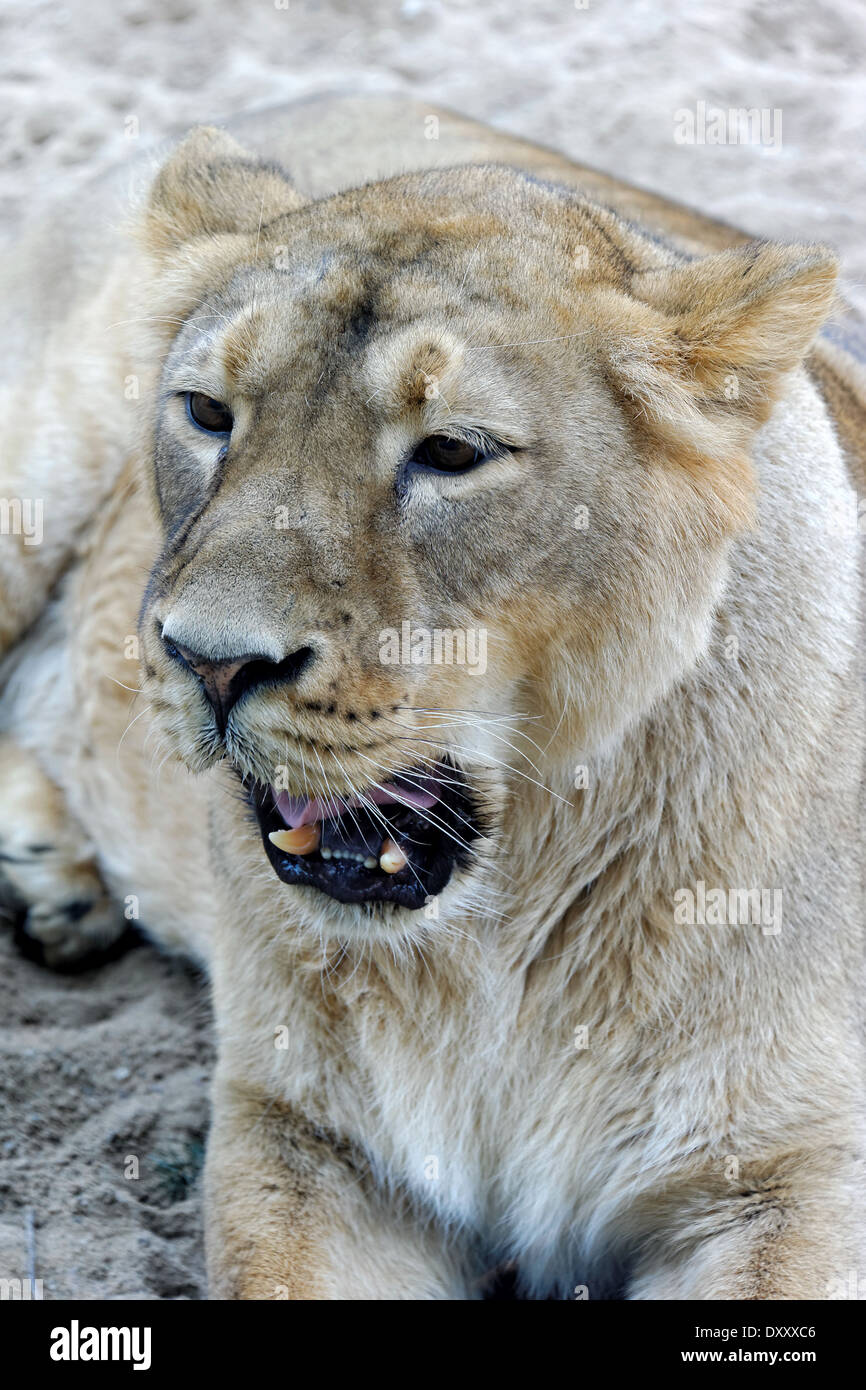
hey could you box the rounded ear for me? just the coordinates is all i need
[598,241,838,528]
[639,241,839,411]
[143,126,306,256]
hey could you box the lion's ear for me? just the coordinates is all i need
[143,126,305,255]
[642,241,838,415]
[601,242,838,525]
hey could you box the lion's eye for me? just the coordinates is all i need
[186,391,233,434]
[410,435,485,473]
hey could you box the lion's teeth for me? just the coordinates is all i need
[269,825,321,856]
[329,847,374,865]
[379,838,408,874]
[269,821,407,872]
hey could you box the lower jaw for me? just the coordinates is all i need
[260,844,452,909]
[247,770,481,910]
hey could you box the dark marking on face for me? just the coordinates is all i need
[62,899,95,924]
[154,399,230,543]
[343,298,377,352]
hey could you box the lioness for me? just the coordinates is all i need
[1,94,864,1300]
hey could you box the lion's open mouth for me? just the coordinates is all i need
[249,761,482,908]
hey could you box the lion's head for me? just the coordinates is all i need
[133,127,835,933]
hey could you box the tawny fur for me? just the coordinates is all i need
[0,95,864,1299]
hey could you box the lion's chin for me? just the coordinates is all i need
[246,760,484,910]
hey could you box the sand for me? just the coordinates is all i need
[1,0,863,1300]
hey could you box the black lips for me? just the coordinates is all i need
[248,766,482,909]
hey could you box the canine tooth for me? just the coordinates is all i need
[268,825,321,856]
[379,838,408,874]
[364,856,377,869]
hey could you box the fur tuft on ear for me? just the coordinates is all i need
[650,241,838,406]
[598,241,838,527]
[143,126,305,256]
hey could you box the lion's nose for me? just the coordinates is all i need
[165,638,315,734]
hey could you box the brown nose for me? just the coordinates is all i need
[166,639,314,734]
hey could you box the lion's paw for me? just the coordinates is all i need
[0,736,135,971]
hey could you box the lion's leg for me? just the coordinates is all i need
[0,401,117,659]
[0,220,139,661]
[205,1078,471,1300]
[0,734,130,969]
[626,1160,863,1300]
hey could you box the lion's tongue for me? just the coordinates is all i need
[273,778,441,830]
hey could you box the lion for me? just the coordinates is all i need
[1,93,864,1299]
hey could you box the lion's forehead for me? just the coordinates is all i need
[187,242,564,426]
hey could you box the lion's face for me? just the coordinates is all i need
[135,129,834,932]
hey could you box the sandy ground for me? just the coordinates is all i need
[0,0,863,1300]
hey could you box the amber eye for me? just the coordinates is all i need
[410,435,485,473]
[186,391,233,434]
